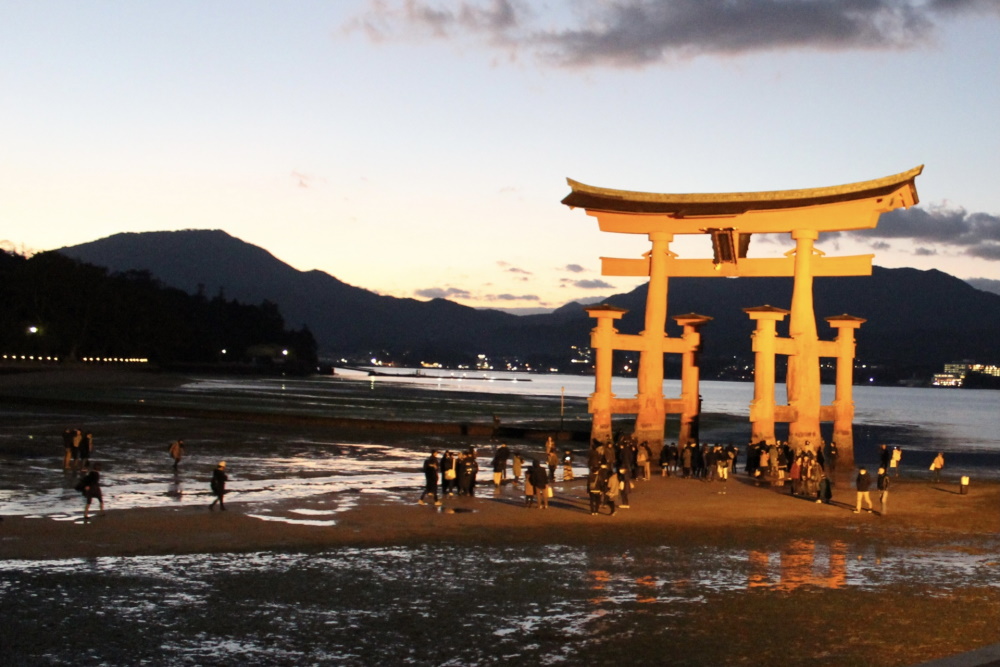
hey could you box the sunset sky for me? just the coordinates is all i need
[3,1,1000,311]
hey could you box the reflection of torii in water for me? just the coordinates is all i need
[562,166,922,467]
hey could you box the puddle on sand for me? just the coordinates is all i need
[2,541,997,665]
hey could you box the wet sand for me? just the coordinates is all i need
[3,468,999,561]
[2,368,999,666]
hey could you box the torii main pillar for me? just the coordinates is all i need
[563,166,922,452]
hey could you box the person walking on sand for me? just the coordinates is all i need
[418,450,442,506]
[854,467,873,514]
[512,452,523,484]
[877,467,891,516]
[529,459,549,509]
[930,452,944,483]
[209,461,228,511]
[168,439,185,470]
[77,462,104,520]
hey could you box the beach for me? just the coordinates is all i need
[1,368,999,666]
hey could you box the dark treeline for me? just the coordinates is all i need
[0,251,317,369]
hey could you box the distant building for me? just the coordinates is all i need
[932,373,963,387]
[934,362,1000,387]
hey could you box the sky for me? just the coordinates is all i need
[3,1,1000,312]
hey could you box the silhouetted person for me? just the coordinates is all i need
[169,439,185,470]
[209,461,228,511]
[78,462,104,520]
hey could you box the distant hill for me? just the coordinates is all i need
[58,230,1000,379]
[57,230,580,366]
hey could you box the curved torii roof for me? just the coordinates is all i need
[562,166,923,217]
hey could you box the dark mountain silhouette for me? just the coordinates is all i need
[57,230,1000,380]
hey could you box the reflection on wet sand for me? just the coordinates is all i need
[749,539,847,590]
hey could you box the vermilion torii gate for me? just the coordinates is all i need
[562,166,922,465]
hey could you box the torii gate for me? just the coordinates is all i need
[562,166,922,465]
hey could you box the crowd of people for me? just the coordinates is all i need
[57,425,941,522]
[412,434,935,520]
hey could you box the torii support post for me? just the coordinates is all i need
[745,306,790,445]
[787,229,822,450]
[674,313,712,448]
[825,314,866,468]
[585,305,628,445]
[634,232,673,447]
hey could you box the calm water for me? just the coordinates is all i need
[180,367,1000,454]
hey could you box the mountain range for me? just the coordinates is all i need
[57,229,1000,381]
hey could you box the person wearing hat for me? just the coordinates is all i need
[209,461,228,511]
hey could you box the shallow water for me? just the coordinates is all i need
[0,406,593,519]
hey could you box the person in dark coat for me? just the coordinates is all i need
[588,463,617,516]
[493,443,510,481]
[78,462,104,520]
[459,450,478,497]
[529,459,549,509]
[817,473,833,504]
[826,442,839,483]
[616,456,632,509]
[854,467,873,514]
[209,461,228,511]
[877,466,891,516]
[418,450,441,506]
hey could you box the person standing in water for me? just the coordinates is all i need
[209,461,228,511]
[168,439,185,470]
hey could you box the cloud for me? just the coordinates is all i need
[496,261,533,276]
[914,247,937,256]
[563,263,586,273]
[486,293,540,301]
[345,0,998,68]
[849,206,1000,261]
[572,278,615,289]
[415,286,473,299]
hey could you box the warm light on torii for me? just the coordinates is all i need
[563,166,922,466]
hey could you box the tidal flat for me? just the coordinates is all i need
[0,369,998,666]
